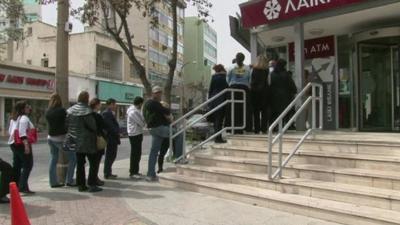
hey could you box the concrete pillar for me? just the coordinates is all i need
[250,32,258,65]
[294,22,306,131]
[0,97,5,136]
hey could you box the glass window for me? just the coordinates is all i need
[337,35,352,129]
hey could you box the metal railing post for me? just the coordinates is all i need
[268,131,273,179]
[319,86,323,129]
[278,121,283,178]
[243,90,246,130]
[182,120,187,158]
[312,84,316,130]
[231,90,235,134]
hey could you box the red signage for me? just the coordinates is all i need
[289,35,335,61]
[240,0,366,28]
[0,73,54,91]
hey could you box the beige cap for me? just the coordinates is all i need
[152,86,162,93]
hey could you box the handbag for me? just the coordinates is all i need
[13,116,37,145]
[96,136,107,150]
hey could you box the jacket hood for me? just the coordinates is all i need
[67,103,92,116]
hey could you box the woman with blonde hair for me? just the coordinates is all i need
[45,93,76,188]
[250,55,270,134]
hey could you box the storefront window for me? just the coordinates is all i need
[337,35,352,129]
[4,98,48,133]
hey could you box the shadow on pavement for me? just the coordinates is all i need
[37,191,90,201]
[92,187,164,200]
[26,204,56,219]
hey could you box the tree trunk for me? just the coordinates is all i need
[164,0,178,107]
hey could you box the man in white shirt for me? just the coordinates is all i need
[127,96,146,179]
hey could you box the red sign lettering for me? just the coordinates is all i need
[240,0,366,28]
[0,73,5,82]
[26,78,50,87]
[289,36,335,61]
[6,75,24,84]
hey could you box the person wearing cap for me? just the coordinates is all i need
[127,96,146,179]
[227,52,253,134]
[102,98,121,179]
[143,86,183,181]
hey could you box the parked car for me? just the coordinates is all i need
[186,114,214,141]
[118,118,128,137]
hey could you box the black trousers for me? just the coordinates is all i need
[251,90,269,133]
[76,153,97,187]
[10,144,33,192]
[129,134,143,175]
[104,142,118,176]
[94,149,104,181]
[0,159,14,198]
[213,107,226,140]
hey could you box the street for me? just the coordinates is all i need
[0,136,152,179]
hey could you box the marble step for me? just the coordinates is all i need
[193,154,400,190]
[159,173,400,225]
[176,164,400,211]
[227,134,400,156]
[211,144,400,171]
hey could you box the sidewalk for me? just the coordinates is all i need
[0,157,341,225]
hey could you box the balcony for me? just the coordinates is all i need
[96,67,122,81]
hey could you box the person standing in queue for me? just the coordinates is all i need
[227,53,252,134]
[102,98,121,179]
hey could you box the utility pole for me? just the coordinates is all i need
[56,0,69,183]
[56,0,69,106]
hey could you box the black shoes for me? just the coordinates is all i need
[21,190,35,195]
[51,184,65,188]
[88,186,103,192]
[66,183,78,187]
[104,174,118,180]
[214,139,227,144]
[96,179,105,186]
[78,186,89,192]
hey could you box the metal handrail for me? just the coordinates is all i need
[170,88,246,162]
[268,82,323,180]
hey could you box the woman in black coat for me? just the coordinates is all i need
[89,98,106,186]
[269,59,297,126]
[250,55,270,134]
[208,64,229,143]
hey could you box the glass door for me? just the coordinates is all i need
[359,44,392,131]
[393,46,400,130]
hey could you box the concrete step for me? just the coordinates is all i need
[176,164,400,211]
[159,172,400,225]
[227,133,400,156]
[193,154,400,190]
[211,144,400,171]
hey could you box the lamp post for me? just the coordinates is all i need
[179,60,197,116]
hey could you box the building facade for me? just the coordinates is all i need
[6,21,143,127]
[183,17,217,110]
[234,0,400,132]
[0,61,54,135]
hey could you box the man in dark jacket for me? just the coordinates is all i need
[102,98,121,179]
[0,158,14,203]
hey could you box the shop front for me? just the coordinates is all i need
[237,0,400,131]
[0,62,55,135]
[97,80,143,125]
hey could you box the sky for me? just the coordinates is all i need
[41,0,250,67]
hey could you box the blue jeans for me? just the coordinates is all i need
[147,125,183,177]
[48,140,77,185]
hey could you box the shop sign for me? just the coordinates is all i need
[98,81,143,103]
[0,69,55,92]
[241,0,366,28]
[289,36,335,61]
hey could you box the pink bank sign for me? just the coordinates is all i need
[240,0,366,28]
